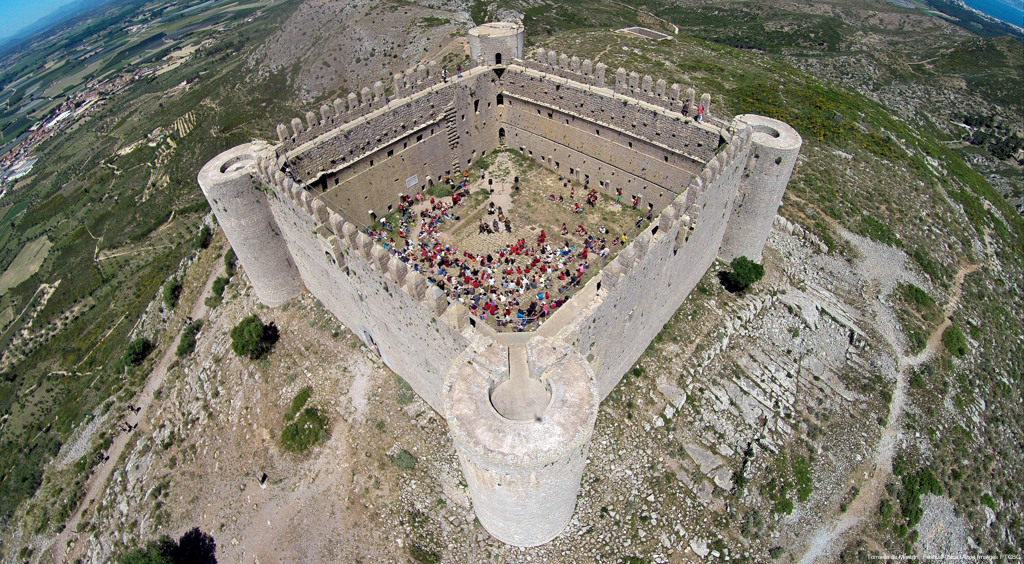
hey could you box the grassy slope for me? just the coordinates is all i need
[0,0,305,536]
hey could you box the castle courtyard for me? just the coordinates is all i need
[368,149,650,331]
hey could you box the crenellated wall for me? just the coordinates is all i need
[553,128,753,398]
[276,58,463,151]
[253,164,473,412]
[521,47,720,124]
[501,67,719,162]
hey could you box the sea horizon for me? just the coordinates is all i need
[961,0,1024,29]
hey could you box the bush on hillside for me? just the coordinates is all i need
[230,314,278,359]
[722,256,765,292]
[122,337,154,366]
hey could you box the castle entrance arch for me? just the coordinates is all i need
[495,53,502,65]
[498,127,505,146]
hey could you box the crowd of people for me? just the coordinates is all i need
[367,174,622,331]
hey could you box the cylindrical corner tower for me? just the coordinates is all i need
[718,114,802,262]
[468,22,524,66]
[197,143,304,307]
[443,339,598,547]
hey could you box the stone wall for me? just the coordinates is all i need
[319,120,451,225]
[275,58,471,151]
[285,85,455,182]
[260,170,472,413]
[501,68,719,163]
[501,97,695,211]
[554,129,754,399]
[519,49,724,127]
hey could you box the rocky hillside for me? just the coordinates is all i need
[249,0,473,101]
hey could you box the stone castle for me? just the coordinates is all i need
[197,22,801,547]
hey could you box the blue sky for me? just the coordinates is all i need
[0,0,80,41]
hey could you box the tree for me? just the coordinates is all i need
[724,256,765,292]
[230,315,278,359]
[174,527,217,563]
[122,337,154,366]
[162,277,182,309]
[176,320,204,358]
[195,225,212,249]
[119,527,216,564]
[224,247,236,276]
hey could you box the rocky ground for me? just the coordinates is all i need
[249,0,473,101]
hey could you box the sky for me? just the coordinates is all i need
[0,0,80,41]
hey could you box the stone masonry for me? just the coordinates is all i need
[196,23,801,548]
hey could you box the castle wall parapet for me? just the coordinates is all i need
[275,58,484,152]
[524,49,723,126]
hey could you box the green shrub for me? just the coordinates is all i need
[910,248,946,283]
[897,466,942,528]
[906,329,927,355]
[224,247,236,276]
[909,370,926,389]
[792,454,813,502]
[120,535,175,563]
[230,314,278,359]
[176,320,204,357]
[122,337,154,366]
[280,407,329,453]
[195,225,212,249]
[860,215,901,247]
[285,387,312,421]
[162,277,182,310]
[204,276,231,308]
[212,277,229,297]
[724,256,765,292]
[943,324,968,357]
[119,527,215,564]
[880,498,894,521]
[391,449,417,470]
[772,497,794,515]
[901,284,935,309]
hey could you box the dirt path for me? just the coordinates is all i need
[53,257,222,563]
[97,244,174,261]
[798,262,980,563]
[592,36,622,63]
